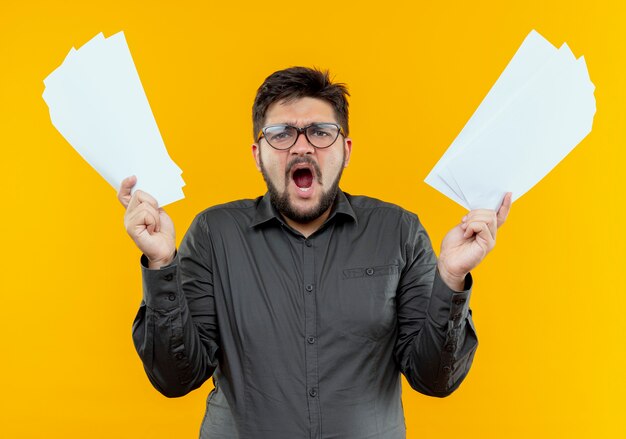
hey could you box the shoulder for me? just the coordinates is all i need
[342,192,433,259]
[193,197,262,228]
[343,192,422,226]
[197,198,260,215]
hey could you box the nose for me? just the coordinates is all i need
[289,130,315,156]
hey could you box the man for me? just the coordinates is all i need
[118,67,512,438]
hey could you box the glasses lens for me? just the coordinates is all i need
[306,123,340,148]
[264,125,297,149]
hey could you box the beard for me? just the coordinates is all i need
[259,153,344,224]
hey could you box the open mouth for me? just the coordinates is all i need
[292,166,314,191]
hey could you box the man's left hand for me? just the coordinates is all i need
[437,192,513,291]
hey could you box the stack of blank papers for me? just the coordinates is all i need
[42,32,184,206]
[425,30,596,210]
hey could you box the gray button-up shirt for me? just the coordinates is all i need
[132,190,477,438]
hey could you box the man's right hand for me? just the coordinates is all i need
[118,176,176,269]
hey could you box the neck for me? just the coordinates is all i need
[283,207,332,238]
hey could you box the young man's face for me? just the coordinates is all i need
[252,96,352,224]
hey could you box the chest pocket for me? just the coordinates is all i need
[336,264,400,342]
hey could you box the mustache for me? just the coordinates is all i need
[285,156,323,184]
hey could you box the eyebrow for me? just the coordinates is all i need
[266,121,337,127]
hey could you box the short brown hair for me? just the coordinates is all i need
[252,67,350,140]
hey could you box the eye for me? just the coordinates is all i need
[309,126,333,137]
[311,130,330,137]
[271,131,289,140]
[267,128,294,142]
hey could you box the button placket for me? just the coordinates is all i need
[449,293,469,327]
[302,237,321,437]
[436,320,460,393]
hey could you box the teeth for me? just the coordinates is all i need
[299,187,311,192]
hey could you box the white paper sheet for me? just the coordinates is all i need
[424,30,596,210]
[43,31,185,206]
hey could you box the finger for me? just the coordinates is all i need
[475,222,496,250]
[497,192,513,228]
[464,220,495,242]
[143,209,158,235]
[466,208,495,215]
[464,212,497,236]
[464,209,488,219]
[126,207,159,236]
[117,175,137,208]
[462,212,487,228]
[127,189,160,213]
[126,202,161,234]
[126,192,141,212]
[465,212,495,224]
[146,217,156,234]
[139,202,161,233]
[464,222,496,251]
[463,221,480,238]
[156,207,167,233]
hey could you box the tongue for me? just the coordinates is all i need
[293,168,313,189]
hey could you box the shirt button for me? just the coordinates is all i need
[366,268,375,276]
[174,352,184,360]
[167,293,176,301]
[164,273,174,281]
[453,297,466,305]
[307,336,316,344]
[305,284,314,292]
[309,388,318,397]
[304,240,312,247]
[443,365,452,373]
[444,343,455,352]
[453,313,462,321]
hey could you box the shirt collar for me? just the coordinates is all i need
[250,188,357,229]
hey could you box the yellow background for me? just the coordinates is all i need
[1,0,624,437]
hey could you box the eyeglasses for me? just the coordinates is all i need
[257,123,345,150]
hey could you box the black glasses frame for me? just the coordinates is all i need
[256,122,345,150]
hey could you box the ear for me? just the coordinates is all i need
[343,137,352,168]
[252,143,262,172]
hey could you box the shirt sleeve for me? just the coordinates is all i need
[393,213,478,397]
[131,213,220,398]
